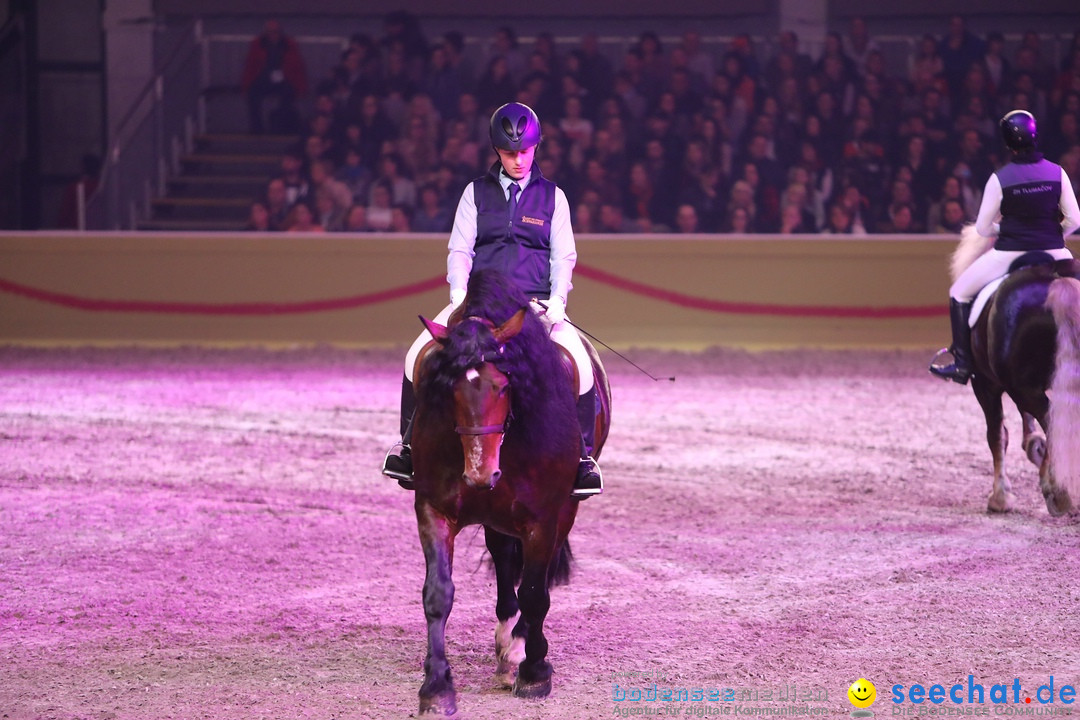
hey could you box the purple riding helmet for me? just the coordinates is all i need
[490,102,542,151]
[1000,109,1037,152]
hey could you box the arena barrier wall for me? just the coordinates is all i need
[3,231,1058,350]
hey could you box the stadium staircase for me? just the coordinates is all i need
[137,133,292,231]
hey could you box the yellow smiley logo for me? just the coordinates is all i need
[848,678,877,709]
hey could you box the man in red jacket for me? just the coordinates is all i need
[241,19,308,135]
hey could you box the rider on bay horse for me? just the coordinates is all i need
[382,101,604,499]
[929,109,1080,384]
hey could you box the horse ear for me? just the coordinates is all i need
[492,308,527,344]
[420,315,449,342]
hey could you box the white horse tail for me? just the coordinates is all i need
[1046,276,1080,502]
[950,223,995,283]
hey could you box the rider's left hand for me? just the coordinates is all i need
[544,297,566,325]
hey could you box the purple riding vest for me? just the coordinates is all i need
[995,154,1066,252]
[473,161,557,300]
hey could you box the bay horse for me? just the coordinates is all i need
[952,225,1080,515]
[409,269,611,715]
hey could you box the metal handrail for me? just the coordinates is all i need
[85,18,204,229]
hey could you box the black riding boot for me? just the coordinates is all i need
[572,386,603,499]
[929,299,973,384]
[382,374,416,489]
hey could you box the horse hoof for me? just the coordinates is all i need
[512,677,552,699]
[1045,489,1073,517]
[495,654,521,689]
[987,491,1016,513]
[495,669,516,689]
[419,692,458,716]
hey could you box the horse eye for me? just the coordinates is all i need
[465,368,480,383]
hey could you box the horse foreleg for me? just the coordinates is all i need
[485,527,525,689]
[512,532,556,700]
[973,380,1014,513]
[1021,412,1047,468]
[416,503,458,716]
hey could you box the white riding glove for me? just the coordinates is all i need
[450,288,466,309]
[544,297,566,325]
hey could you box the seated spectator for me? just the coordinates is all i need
[337,146,373,203]
[366,180,394,231]
[779,179,818,231]
[597,202,638,233]
[624,160,667,228]
[835,184,870,234]
[821,201,859,235]
[778,202,814,234]
[283,201,324,232]
[278,148,310,209]
[264,177,290,230]
[411,183,452,233]
[722,205,752,234]
[372,152,417,210]
[559,95,594,151]
[442,120,482,174]
[389,204,413,232]
[938,15,984,99]
[475,55,516,115]
[843,17,880,79]
[314,190,347,231]
[725,180,759,232]
[876,202,922,233]
[424,42,464,122]
[342,204,369,232]
[981,31,1010,99]
[245,199,271,231]
[932,197,970,234]
[309,158,353,217]
[674,203,701,233]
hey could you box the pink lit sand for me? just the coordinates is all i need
[1,345,1078,719]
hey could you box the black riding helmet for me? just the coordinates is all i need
[1000,109,1038,152]
[490,102,542,152]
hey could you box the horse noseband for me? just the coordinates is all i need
[455,421,509,436]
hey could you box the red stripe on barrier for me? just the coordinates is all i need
[0,275,447,315]
[574,263,946,319]
[1,266,945,319]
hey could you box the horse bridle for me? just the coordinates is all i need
[454,316,512,437]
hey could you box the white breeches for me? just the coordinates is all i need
[404,303,594,395]
[949,247,1074,301]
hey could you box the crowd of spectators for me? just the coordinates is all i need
[243,12,1080,235]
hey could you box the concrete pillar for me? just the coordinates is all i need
[103,0,154,142]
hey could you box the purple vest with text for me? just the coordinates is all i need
[995,156,1065,251]
[473,162,557,299]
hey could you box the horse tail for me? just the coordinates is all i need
[950,223,995,283]
[547,540,573,588]
[1046,276,1080,501]
[494,538,574,589]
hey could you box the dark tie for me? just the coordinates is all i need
[507,182,520,228]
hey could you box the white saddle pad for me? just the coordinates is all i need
[969,276,1006,328]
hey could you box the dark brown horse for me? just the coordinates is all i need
[953,228,1080,515]
[409,269,610,715]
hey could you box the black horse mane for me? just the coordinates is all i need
[419,270,576,439]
